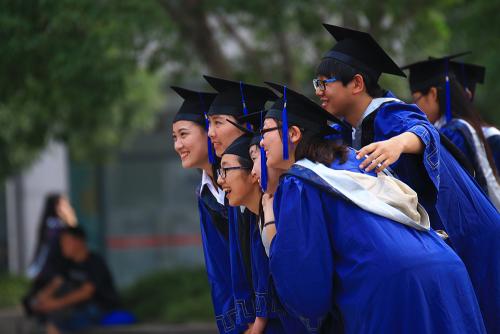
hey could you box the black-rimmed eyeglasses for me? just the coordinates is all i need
[217,166,252,179]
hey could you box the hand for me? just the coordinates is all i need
[356,137,404,173]
[34,297,62,313]
[261,194,275,222]
[57,198,77,226]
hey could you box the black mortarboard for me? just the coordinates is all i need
[401,52,469,122]
[171,86,218,163]
[448,60,485,100]
[204,76,277,122]
[264,82,342,160]
[322,24,406,80]
[222,134,252,164]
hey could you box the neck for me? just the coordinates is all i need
[245,187,262,215]
[344,94,373,127]
[202,163,218,189]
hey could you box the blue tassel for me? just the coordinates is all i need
[239,81,252,130]
[282,86,289,160]
[199,93,215,164]
[445,61,452,123]
[260,145,268,192]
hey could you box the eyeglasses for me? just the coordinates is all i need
[412,94,425,104]
[260,126,305,139]
[217,166,251,179]
[260,126,280,136]
[312,77,338,91]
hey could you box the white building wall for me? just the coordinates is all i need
[6,141,68,275]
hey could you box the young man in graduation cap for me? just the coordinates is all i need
[315,24,500,334]
[402,53,500,207]
[204,75,278,333]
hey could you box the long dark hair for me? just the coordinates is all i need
[295,133,348,166]
[33,193,62,259]
[274,119,348,166]
[419,79,498,178]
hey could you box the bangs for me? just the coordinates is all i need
[315,58,356,79]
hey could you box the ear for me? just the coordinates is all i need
[429,87,439,102]
[288,125,303,145]
[351,74,365,95]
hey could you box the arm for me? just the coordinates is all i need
[357,131,424,172]
[251,317,268,334]
[36,276,64,301]
[36,282,95,313]
[261,193,276,243]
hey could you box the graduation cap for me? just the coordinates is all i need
[221,134,252,165]
[447,60,485,101]
[264,82,342,160]
[322,24,406,80]
[401,52,470,123]
[171,86,218,164]
[203,76,277,128]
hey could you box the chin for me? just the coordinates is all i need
[181,160,195,169]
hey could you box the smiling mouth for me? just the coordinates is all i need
[180,152,189,159]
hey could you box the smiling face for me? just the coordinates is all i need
[207,115,245,157]
[217,154,258,208]
[250,144,280,195]
[260,118,295,170]
[314,75,356,118]
[172,120,208,169]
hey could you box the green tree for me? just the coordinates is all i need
[0,0,164,180]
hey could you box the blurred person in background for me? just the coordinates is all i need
[23,194,78,315]
[30,226,119,334]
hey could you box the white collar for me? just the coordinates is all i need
[356,97,401,128]
[352,97,401,148]
[433,115,447,129]
[201,170,225,205]
[294,159,430,231]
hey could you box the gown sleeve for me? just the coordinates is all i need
[270,176,334,331]
[374,103,441,190]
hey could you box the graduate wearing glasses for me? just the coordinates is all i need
[314,24,500,333]
[260,82,485,333]
[204,76,278,333]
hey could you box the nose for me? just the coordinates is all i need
[208,124,215,139]
[174,138,183,152]
[217,173,224,187]
[315,87,323,96]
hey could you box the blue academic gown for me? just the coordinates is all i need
[228,206,300,333]
[269,151,486,333]
[359,96,500,333]
[198,187,248,334]
[439,118,488,193]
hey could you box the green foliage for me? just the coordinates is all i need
[122,268,213,323]
[0,274,29,309]
[0,0,164,180]
[1,0,499,180]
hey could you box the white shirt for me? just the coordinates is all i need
[352,97,401,149]
[200,170,225,205]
